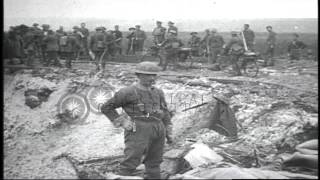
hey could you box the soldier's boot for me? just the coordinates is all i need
[145,164,161,179]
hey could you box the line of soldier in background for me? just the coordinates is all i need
[4,21,313,72]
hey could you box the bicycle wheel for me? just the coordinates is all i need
[242,58,259,77]
[140,54,162,65]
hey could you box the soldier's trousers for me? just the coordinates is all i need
[46,51,61,66]
[64,52,76,68]
[209,48,222,64]
[265,46,275,66]
[289,49,301,60]
[26,50,35,67]
[94,51,107,70]
[163,50,179,71]
[119,119,166,179]
[230,54,241,75]
[126,41,136,55]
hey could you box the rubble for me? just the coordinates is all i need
[4,60,318,179]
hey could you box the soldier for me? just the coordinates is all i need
[6,26,24,64]
[188,32,201,56]
[40,24,50,65]
[152,21,166,44]
[31,23,43,58]
[101,61,173,179]
[201,29,211,57]
[126,27,136,55]
[242,24,255,51]
[265,25,277,66]
[79,22,90,56]
[23,27,38,67]
[287,33,307,61]
[42,30,62,67]
[160,30,184,70]
[112,25,123,55]
[208,28,224,64]
[56,26,65,36]
[59,32,81,68]
[89,27,107,71]
[224,31,244,76]
[72,26,83,60]
[167,21,178,37]
[32,23,41,31]
[134,25,147,52]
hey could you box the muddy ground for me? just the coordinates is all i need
[3,57,318,179]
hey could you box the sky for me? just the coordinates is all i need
[4,0,318,19]
[3,0,318,31]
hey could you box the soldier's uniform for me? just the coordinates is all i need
[288,34,306,60]
[101,62,173,179]
[200,29,211,57]
[188,32,201,56]
[59,32,81,68]
[167,21,178,37]
[161,30,184,70]
[126,28,137,55]
[224,32,244,76]
[79,26,90,56]
[89,27,114,70]
[42,30,61,67]
[23,28,37,66]
[40,24,50,65]
[265,26,277,66]
[134,26,147,52]
[208,30,224,64]
[152,21,166,44]
[243,28,255,51]
[112,28,123,55]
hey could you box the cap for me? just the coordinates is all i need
[266,25,272,29]
[135,61,161,75]
[135,25,141,28]
[168,21,174,25]
[33,23,39,26]
[129,27,136,30]
[190,32,198,35]
[156,21,162,24]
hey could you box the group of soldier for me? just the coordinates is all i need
[4,21,309,74]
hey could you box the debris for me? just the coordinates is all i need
[184,143,223,168]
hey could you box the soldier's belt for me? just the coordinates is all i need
[132,114,162,122]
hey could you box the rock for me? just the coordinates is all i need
[25,95,41,109]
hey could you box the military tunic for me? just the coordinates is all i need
[152,27,166,44]
[161,37,184,70]
[101,84,172,179]
[134,30,147,51]
[265,31,277,65]
[208,34,224,64]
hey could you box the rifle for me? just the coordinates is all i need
[240,31,249,52]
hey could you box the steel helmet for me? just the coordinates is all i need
[135,61,161,75]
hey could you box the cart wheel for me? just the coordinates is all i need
[242,58,259,77]
[140,54,162,65]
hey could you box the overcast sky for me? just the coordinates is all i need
[4,0,318,20]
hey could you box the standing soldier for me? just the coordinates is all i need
[79,22,90,56]
[112,25,123,56]
[42,30,62,67]
[23,27,37,67]
[89,27,107,71]
[40,24,50,65]
[161,30,184,70]
[59,32,81,68]
[188,32,201,56]
[31,23,43,58]
[72,26,83,60]
[56,26,65,36]
[242,24,255,51]
[208,28,224,64]
[287,33,307,61]
[265,25,277,66]
[167,21,178,37]
[152,21,166,44]
[101,61,173,179]
[224,31,244,76]
[201,29,211,57]
[134,25,147,53]
[126,27,136,55]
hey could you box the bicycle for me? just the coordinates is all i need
[140,44,163,65]
[218,51,260,77]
